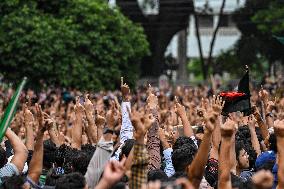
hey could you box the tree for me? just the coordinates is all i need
[193,0,226,79]
[117,0,194,76]
[0,0,149,90]
[232,0,284,75]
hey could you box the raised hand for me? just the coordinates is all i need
[274,119,284,138]
[248,115,256,128]
[95,114,106,127]
[74,96,85,115]
[220,118,237,138]
[259,86,269,103]
[266,98,276,113]
[204,110,218,133]
[101,158,126,186]
[121,77,130,101]
[252,170,273,189]
[23,104,34,126]
[35,103,44,130]
[84,94,94,115]
[211,95,225,114]
[174,96,186,118]
[128,107,154,144]
[146,84,158,110]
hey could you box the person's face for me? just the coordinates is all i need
[238,149,249,169]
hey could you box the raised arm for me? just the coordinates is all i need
[23,105,35,151]
[5,128,28,173]
[27,104,49,183]
[129,109,155,189]
[84,95,98,144]
[218,118,236,189]
[274,119,284,189]
[146,86,161,171]
[248,115,261,157]
[71,97,85,150]
[174,97,194,137]
[253,106,269,142]
[159,128,175,177]
[187,110,216,188]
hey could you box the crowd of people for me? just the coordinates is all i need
[0,74,283,189]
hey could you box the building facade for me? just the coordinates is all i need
[166,0,246,58]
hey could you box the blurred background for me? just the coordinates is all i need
[0,0,283,90]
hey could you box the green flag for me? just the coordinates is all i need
[274,36,284,45]
[0,77,27,142]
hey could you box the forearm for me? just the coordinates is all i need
[28,131,44,183]
[6,128,28,172]
[120,102,133,143]
[180,114,194,137]
[188,131,212,188]
[147,108,161,171]
[71,113,83,149]
[256,116,269,140]
[25,123,34,151]
[94,178,111,189]
[249,127,261,156]
[86,113,98,144]
[211,118,221,159]
[218,138,232,189]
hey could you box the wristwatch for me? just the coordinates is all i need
[103,127,114,134]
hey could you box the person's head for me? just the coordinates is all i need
[172,138,198,172]
[235,142,249,170]
[1,175,25,189]
[45,169,63,186]
[119,139,135,161]
[147,169,168,182]
[0,146,7,168]
[71,151,90,175]
[55,172,87,189]
[43,139,57,169]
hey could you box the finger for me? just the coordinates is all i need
[120,156,127,166]
[174,96,178,104]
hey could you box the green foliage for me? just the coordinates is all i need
[0,0,149,90]
[252,1,284,34]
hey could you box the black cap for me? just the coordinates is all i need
[221,66,251,116]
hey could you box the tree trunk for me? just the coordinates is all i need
[207,0,226,74]
[193,4,206,79]
[177,29,188,81]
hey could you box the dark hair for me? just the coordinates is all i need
[81,144,96,159]
[45,168,63,186]
[172,143,197,172]
[0,147,7,168]
[147,169,168,182]
[169,171,187,181]
[235,141,245,162]
[0,175,25,189]
[55,172,86,189]
[111,182,126,189]
[172,136,196,151]
[43,139,57,169]
[71,151,90,175]
[119,139,135,161]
